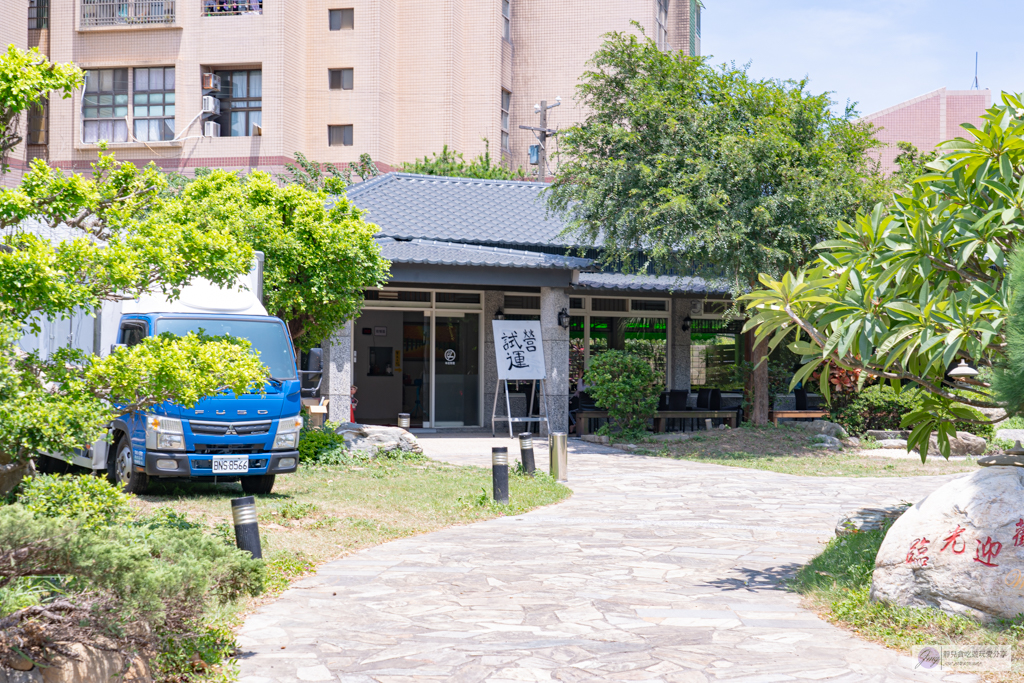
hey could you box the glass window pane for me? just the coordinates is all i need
[162,118,174,140]
[165,92,175,104]
[113,120,128,142]
[113,69,129,92]
[98,107,112,118]
[114,106,128,117]
[341,68,353,90]
[114,94,128,105]
[231,111,245,136]
[329,9,341,30]
[341,8,353,28]
[501,112,509,131]
[151,105,165,116]
[342,124,353,145]
[134,119,148,141]
[97,120,112,141]
[165,105,175,116]
[134,93,147,105]
[148,119,160,141]
[85,71,99,92]
[134,105,149,117]
[164,67,175,90]
[100,69,113,92]
[149,93,164,104]
[98,94,112,106]
[135,68,150,92]
[249,71,262,97]
[83,108,97,119]
[83,121,98,143]
[84,95,98,107]
[329,70,341,90]
[502,90,511,110]
[152,68,165,91]
[249,110,261,132]
[232,71,247,98]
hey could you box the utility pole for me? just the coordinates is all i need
[520,97,560,181]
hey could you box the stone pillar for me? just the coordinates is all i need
[671,298,692,391]
[540,287,570,434]
[322,321,353,424]
[483,291,504,430]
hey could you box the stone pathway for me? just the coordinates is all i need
[238,436,976,683]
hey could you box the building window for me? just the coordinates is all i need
[329,8,353,30]
[502,0,510,40]
[214,70,262,137]
[690,0,700,56]
[329,68,354,91]
[28,0,48,29]
[202,0,263,16]
[132,67,175,142]
[656,0,669,49]
[82,69,129,143]
[27,99,48,145]
[329,125,353,146]
[500,90,511,151]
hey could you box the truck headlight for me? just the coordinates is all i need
[145,416,185,451]
[272,416,303,451]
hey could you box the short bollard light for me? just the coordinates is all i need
[518,432,535,476]
[231,496,263,559]
[397,413,411,429]
[492,447,509,505]
[549,431,568,483]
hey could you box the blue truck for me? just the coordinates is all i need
[39,266,304,495]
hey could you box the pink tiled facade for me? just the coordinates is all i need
[862,88,991,172]
[3,0,699,183]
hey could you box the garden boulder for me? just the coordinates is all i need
[926,431,986,456]
[871,466,1024,620]
[794,420,848,439]
[335,423,423,455]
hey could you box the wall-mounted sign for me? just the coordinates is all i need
[444,348,456,365]
[492,320,545,380]
[374,326,387,336]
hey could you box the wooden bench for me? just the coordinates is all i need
[576,410,738,435]
[768,409,829,426]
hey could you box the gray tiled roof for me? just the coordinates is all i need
[575,273,732,296]
[347,173,570,247]
[377,238,592,270]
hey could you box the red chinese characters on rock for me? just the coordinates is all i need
[974,537,1003,568]
[940,526,967,554]
[906,538,930,567]
[1013,519,1024,548]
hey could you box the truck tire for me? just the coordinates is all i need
[109,436,149,494]
[241,475,275,495]
[36,454,72,475]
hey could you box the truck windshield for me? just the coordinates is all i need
[155,318,297,380]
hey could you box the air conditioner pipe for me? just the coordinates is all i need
[518,432,535,476]
[231,496,263,559]
[492,447,509,505]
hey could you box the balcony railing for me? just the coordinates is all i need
[201,0,262,16]
[80,0,175,27]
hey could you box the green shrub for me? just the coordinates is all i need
[299,422,348,464]
[18,473,133,529]
[831,385,994,439]
[584,350,660,435]
[153,624,238,682]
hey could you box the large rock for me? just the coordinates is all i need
[871,466,1024,620]
[926,431,986,456]
[335,423,422,455]
[794,420,848,439]
[810,434,843,450]
[836,505,907,536]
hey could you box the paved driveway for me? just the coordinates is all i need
[238,436,972,683]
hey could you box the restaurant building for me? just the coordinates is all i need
[321,172,739,433]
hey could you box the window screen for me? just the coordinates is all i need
[329,124,353,146]
[329,8,353,30]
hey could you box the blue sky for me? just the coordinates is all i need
[700,0,1022,117]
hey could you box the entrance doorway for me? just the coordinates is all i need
[353,311,431,426]
[433,313,480,427]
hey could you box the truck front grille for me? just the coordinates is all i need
[190,420,272,437]
[193,444,265,456]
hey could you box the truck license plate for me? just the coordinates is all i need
[212,457,249,474]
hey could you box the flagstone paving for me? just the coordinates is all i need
[237,435,977,683]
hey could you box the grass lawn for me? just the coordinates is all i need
[627,423,982,477]
[135,451,571,583]
[794,528,1024,681]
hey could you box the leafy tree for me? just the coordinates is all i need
[546,31,889,423]
[276,151,380,193]
[401,140,529,180]
[174,170,390,350]
[584,350,660,435]
[741,93,1024,458]
[0,45,81,171]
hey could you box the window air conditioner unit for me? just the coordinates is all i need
[202,95,220,115]
[203,121,221,137]
[201,73,221,92]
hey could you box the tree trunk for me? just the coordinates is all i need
[751,335,770,425]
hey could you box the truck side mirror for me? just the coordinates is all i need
[109,343,126,355]
[305,348,322,372]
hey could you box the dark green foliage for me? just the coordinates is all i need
[400,141,529,180]
[831,385,994,439]
[993,248,1024,418]
[152,624,237,682]
[18,473,133,529]
[299,423,349,464]
[277,151,379,193]
[583,350,660,434]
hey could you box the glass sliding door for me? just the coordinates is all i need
[433,313,480,427]
[401,312,429,426]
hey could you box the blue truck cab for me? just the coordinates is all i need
[43,268,302,495]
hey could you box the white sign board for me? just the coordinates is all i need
[493,320,546,380]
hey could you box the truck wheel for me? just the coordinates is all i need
[241,475,275,495]
[109,437,149,494]
[36,455,72,475]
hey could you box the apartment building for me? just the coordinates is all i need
[2,0,700,183]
